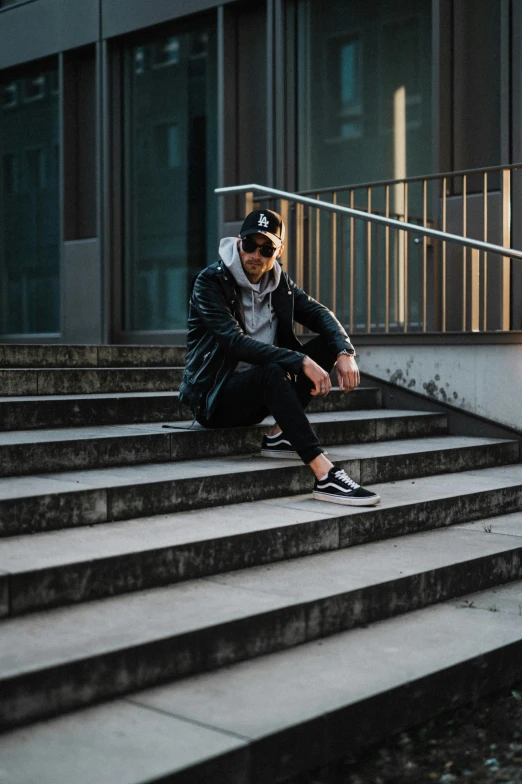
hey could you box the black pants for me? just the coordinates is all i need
[198,336,337,464]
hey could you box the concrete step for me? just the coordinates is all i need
[0,410,447,477]
[2,465,522,615]
[0,344,187,368]
[2,519,522,731]
[0,367,185,396]
[0,436,516,537]
[0,385,382,431]
[2,579,517,783]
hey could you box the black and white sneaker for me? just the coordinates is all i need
[260,431,300,459]
[313,467,380,506]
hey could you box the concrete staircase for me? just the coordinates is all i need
[1,345,522,783]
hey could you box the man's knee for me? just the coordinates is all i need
[260,362,288,385]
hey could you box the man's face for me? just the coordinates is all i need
[238,233,283,284]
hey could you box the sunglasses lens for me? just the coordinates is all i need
[242,238,277,257]
[241,238,256,253]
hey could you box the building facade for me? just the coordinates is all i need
[0,0,519,346]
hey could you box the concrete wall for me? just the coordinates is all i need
[357,343,522,432]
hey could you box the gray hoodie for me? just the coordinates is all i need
[219,237,281,372]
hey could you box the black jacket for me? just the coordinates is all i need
[179,260,354,419]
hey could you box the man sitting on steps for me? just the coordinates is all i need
[179,208,380,506]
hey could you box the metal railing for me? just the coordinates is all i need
[298,162,522,333]
[216,181,522,334]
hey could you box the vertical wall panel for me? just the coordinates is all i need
[63,47,97,240]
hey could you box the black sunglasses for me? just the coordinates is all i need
[241,237,278,258]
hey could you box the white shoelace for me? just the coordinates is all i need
[333,469,360,490]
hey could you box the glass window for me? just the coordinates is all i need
[297,0,431,332]
[0,63,60,335]
[298,0,432,190]
[23,74,46,102]
[134,47,146,75]
[2,82,18,109]
[25,147,46,190]
[380,17,422,132]
[2,153,17,194]
[328,35,362,140]
[154,124,180,169]
[152,37,180,69]
[190,32,209,59]
[123,23,217,332]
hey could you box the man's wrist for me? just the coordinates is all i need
[337,348,356,359]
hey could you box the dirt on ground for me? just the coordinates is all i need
[288,679,522,784]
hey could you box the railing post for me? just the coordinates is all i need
[315,194,321,302]
[349,190,355,333]
[422,179,428,332]
[295,201,304,291]
[244,190,254,216]
[470,248,480,332]
[366,187,372,332]
[442,177,447,332]
[483,171,488,330]
[501,168,511,330]
[462,174,467,331]
[384,185,390,332]
[330,192,337,314]
[403,182,409,332]
[279,198,291,278]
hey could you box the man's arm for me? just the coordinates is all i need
[193,271,304,373]
[289,277,355,356]
[289,275,360,394]
[335,353,360,392]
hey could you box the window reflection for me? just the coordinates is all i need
[328,35,362,140]
[23,74,46,102]
[2,82,18,109]
[380,17,422,131]
[190,32,209,59]
[299,0,431,188]
[154,124,180,169]
[124,25,216,332]
[133,37,182,75]
[152,37,180,68]
[2,153,17,194]
[0,64,60,334]
[298,0,431,331]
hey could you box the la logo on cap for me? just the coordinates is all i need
[258,214,270,228]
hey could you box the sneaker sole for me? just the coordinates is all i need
[260,449,301,460]
[312,490,381,506]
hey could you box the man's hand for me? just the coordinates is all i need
[336,354,360,392]
[302,355,332,396]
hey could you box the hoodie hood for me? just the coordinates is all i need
[218,237,280,372]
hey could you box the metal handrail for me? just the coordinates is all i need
[298,162,522,196]
[215,183,522,262]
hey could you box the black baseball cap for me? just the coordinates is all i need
[239,209,285,247]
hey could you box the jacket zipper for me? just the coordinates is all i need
[192,350,213,383]
[204,355,226,415]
